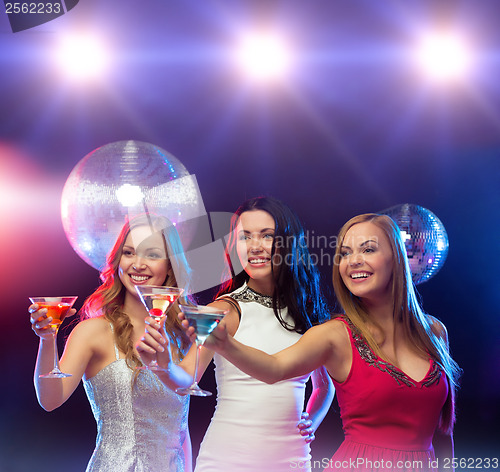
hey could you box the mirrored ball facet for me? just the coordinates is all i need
[381,204,449,285]
[61,140,205,270]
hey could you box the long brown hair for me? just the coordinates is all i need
[217,196,330,333]
[332,213,461,434]
[82,214,192,369]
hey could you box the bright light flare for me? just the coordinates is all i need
[116,184,144,207]
[415,33,471,81]
[55,34,109,81]
[236,33,291,81]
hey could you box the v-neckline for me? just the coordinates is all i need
[380,355,434,384]
[343,316,439,386]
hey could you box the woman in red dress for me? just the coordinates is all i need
[203,213,461,472]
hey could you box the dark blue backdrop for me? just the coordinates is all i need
[1,1,499,470]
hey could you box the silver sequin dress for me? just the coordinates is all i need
[83,334,189,472]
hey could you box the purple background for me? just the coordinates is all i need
[1,1,499,470]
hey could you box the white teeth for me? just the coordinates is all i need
[351,273,370,279]
[249,259,267,264]
[131,275,150,282]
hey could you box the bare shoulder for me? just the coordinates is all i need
[328,317,351,346]
[209,297,238,312]
[68,316,112,346]
[68,316,116,372]
[307,316,350,347]
[426,314,449,343]
[72,316,109,334]
[324,316,350,335]
[306,316,351,380]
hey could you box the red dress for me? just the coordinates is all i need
[325,317,448,472]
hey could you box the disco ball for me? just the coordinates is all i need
[61,140,206,270]
[381,204,449,285]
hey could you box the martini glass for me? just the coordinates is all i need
[135,285,184,371]
[29,296,78,378]
[176,305,227,397]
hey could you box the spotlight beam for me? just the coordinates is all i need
[415,32,471,82]
[236,32,291,81]
[55,34,109,82]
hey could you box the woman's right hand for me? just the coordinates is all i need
[29,304,76,340]
[203,322,230,353]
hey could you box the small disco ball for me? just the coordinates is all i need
[381,204,449,285]
[61,140,206,270]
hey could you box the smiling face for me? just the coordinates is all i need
[118,225,170,297]
[235,210,277,293]
[338,221,394,304]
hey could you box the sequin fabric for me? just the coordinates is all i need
[343,316,442,387]
[83,360,189,472]
[231,284,273,308]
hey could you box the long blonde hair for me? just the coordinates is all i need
[82,214,192,368]
[332,213,461,434]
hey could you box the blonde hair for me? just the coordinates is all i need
[332,213,461,433]
[82,214,192,369]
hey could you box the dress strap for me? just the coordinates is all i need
[216,296,242,320]
[335,316,357,353]
[109,322,120,360]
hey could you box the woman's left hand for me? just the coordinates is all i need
[177,312,198,345]
[202,321,229,353]
[297,411,315,443]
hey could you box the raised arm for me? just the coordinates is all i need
[205,319,343,384]
[31,304,94,411]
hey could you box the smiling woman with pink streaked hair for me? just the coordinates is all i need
[30,214,194,472]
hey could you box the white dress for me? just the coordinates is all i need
[195,283,311,472]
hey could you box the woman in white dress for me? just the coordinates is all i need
[137,197,335,472]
